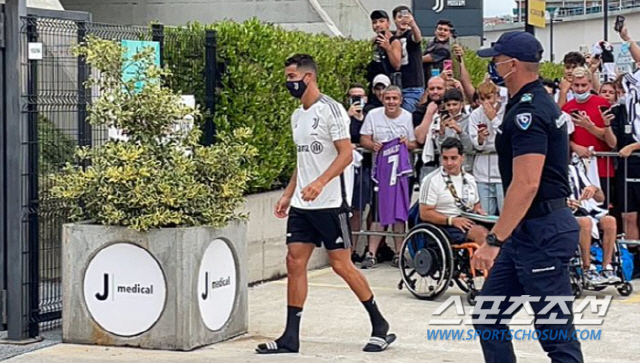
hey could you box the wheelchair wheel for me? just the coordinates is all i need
[570,273,583,298]
[399,223,454,300]
[617,282,633,297]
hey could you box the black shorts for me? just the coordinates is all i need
[617,177,640,214]
[286,207,352,251]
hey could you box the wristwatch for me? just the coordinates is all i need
[486,233,504,248]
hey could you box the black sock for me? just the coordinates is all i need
[275,306,302,350]
[362,296,388,338]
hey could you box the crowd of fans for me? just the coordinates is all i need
[344,6,640,286]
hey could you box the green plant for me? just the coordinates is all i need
[162,21,566,193]
[50,36,256,231]
[39,115,76,174]
[162,20,370,192]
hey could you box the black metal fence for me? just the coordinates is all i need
[2,7,217,339]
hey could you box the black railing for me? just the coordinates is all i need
[4,10,217,338]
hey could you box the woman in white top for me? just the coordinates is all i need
[467,80,504,215]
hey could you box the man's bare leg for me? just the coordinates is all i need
[257,243,315,354]
[600,216,617,267]
[622,212,639,240]
[328,248,395,352]
[467,225,489,245]
[577,217,593,268]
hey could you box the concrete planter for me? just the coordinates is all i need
[62,221,248,351]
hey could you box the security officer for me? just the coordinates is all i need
[471,32,584,363]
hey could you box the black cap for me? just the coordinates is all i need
[370,10,389,20]
[477,31,544,63]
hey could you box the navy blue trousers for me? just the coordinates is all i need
[473,208,584,363]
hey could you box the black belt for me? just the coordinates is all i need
[524,198,568,219]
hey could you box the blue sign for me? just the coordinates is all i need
[121,40,160,92]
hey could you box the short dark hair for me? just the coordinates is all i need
[563,52,586,67]
[392,5,411,18]
[284,54,318,74]
[443,88,464,103]
[441,137,463,155]
[437,19,454,29]
[348,82,366,91]
[347,83,366,97]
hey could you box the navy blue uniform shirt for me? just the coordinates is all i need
[496,80,571,203]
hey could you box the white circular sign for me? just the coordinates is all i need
[198,238,237,331]
[83,243,166,337]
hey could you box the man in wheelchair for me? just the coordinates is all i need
[568,160,621,286]
[418,138,489,244]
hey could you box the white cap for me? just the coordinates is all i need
[372,74,391,88]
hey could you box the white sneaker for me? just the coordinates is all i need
[585,269,606,287]
[601,269,621,284]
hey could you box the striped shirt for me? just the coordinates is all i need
[290,94,351,210]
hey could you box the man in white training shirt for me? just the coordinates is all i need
[256,54,395,355]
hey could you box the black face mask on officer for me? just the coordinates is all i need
[286,73,311,99]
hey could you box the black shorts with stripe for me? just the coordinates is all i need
[286,207,352,250]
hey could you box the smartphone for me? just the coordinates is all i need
[571,110,581,117]
[440,110,450,119]
[615,15,625,32]
[443,59,453,72]
[431,68,441,77]
[400,9,410,17]
[599,105,610,114]
[350,96,362,106]
[478,123,488,131]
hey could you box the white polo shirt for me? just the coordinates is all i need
[419,167,479,217]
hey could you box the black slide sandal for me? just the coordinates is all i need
[363,334,396,352]
[255,341,298,354]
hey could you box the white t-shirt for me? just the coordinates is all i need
[360,107,416,144]
[468,103,504,184]
[290,95,351,210]
[419,167,480,217]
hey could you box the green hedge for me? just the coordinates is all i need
[163,20,565,193]
[164,20,370,192]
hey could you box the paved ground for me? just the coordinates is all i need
[4,264,640,363]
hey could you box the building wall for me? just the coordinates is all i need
[57,0,416,40]
[0,0,64,10]
[484,8,640,62]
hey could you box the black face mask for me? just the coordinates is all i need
[286,76,308,99]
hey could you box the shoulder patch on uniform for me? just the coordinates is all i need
[516,113,532,130]
[520,93,534,103]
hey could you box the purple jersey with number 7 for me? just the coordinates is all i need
[372,138,413,227]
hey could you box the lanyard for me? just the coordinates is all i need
[443,170,473,213]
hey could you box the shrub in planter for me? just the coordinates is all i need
[51,37,255,350]
[51,36,256,231]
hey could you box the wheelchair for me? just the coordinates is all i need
[569,235,633,298]
[397,207,490,305]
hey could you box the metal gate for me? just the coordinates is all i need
[2,5,217,339]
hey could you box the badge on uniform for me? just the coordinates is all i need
[516,113,532,130]
[520,93,534,103]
